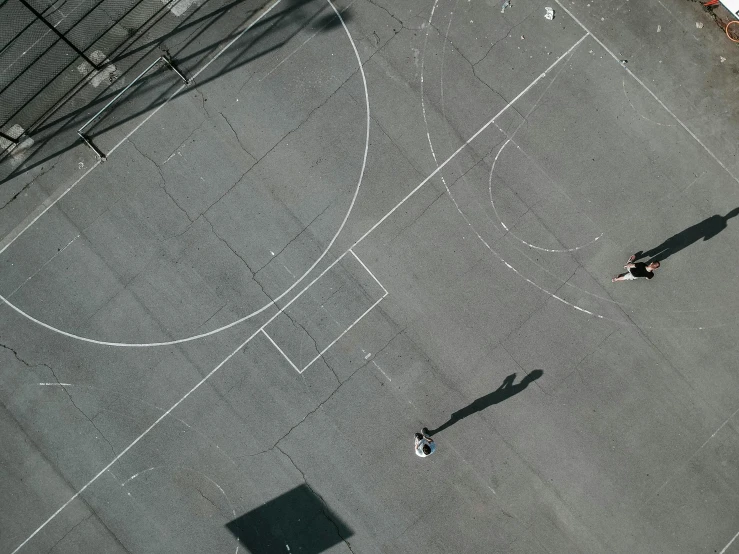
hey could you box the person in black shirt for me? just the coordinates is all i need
[612,254,660,282]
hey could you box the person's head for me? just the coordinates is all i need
[422,444,431,455]
[415,432,423,440]
[647,261,660,270]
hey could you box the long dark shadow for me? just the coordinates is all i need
[635,207,739,263]
[0,0,349,187]
[426,370,543,436]
[226,484,353,554]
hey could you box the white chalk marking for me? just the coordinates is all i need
[1,0,372,348]
[262,329,301,373]
[621,78,674,127]
[488,137,603,252]
[299,294,386,373]
[555,0,739,186]
[349,249,388,295]
[720,529,739,554]
[7,234,79,299]
[350,34,592,259]
[260,0,356,81]
[646,404,739,505]
[372,361,391,381]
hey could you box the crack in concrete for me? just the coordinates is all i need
[201,214,277,310]
[388,189,445,246]
[127,139,194,223]
[195,485,221,512]
[45,513,93,553]
[254,201,332,277]
[0,342,48,370]
[275,444,356,553]
[0,159,59,211]
[250,326,405,458]
[219,111,256,159]
[365,0,405,31]
[0,343,116,458]
[293,311,340,382]
[48,366,117,459]
[202,214,256,276]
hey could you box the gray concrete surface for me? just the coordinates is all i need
[2,0,739,552]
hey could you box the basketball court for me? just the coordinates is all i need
[2,0,739,552]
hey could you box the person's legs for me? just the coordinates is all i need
[613,272,637,282]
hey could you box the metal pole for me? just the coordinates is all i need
[78,133,106,160]
[162,55,189,84]
[77,56,164,134]
[17,0,101,69]
[77,55,190,158]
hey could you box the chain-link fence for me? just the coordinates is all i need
[0,0,166,144]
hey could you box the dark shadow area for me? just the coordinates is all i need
[1,0,354,189]
[635,207,739,263]
[226,484,353,554]
[426,370,543,436]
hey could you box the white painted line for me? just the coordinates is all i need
[349,249,388,295]
[261,329,301,373]
[0,0,372,348]
[0,164,100,257]
[9,321,264,554]
[260,0,356,81]
[299,295,385,373]
[9,28,586,553]
[347,32,591,255]
[555,0,739,187]
[38,383,72,386]
[106,0,283,157]
[372,360,390,381]
[720,529,739,554]
[646,404,739,504]
[0,0,283,259]
[6,234,79,299]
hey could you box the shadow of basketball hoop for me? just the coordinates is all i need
[226,484,353,553]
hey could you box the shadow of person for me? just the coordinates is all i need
[636,207,739,263]
[426,370,543,436]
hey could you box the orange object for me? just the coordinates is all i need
[726,19,739,42]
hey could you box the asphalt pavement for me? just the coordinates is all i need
[2,0,739,552]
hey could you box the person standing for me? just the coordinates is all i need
[414,429,436,457]
[612,254,660,282]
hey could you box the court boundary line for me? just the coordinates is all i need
[261,328,301,372]
[299,294,386,373]
[0,0,283,258]
[554,0,739,188]
[1,0,374,348]
[10,32,589,553]
[298,249,388,373]
[261,248,388,374]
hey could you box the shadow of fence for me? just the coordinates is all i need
[0,0,351,188]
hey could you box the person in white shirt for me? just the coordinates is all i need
[414,430,436,457]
